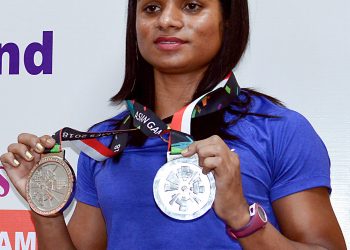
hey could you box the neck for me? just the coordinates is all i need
[154,68,207,119]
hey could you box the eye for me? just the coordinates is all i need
[144,4,161,13]
[184,2,202,12]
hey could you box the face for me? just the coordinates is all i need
[136,0,223,74]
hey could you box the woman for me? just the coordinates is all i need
[0,0,346,249]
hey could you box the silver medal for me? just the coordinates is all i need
[153,154,216,220]
[26,152,75,216]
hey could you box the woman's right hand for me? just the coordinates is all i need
[0,133,56,199]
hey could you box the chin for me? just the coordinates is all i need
[153,63,199,74]
[150,57,207,74]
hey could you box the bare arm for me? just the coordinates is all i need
[182,136,346,250]
[68,202,107,249]
[0,134,107,250]
[31,212,75,250]
[237,188,346,250]
[30,201,106,250]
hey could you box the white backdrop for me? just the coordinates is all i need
[0,0,349,248]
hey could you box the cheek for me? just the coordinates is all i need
[136,20,150,50]
[191,17,223,54]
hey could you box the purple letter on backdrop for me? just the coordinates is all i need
[24,31,53,75]
[0,167,10,197]
[0,43,20,75]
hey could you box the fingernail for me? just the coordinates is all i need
[13,159,20,166]
[25,151,33,160]
[230,148,235,152]
[35,143,44,152]
[181,148,188,155]
[47,138,55,144]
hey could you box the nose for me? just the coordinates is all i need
[157,4,184,30]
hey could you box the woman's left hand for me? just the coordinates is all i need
[181,135,250,229]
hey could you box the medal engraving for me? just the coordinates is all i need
[153,155,216,220]
[26,152,75,216]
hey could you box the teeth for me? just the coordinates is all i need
[160,41,177,44]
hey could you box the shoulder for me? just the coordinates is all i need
[225,91,330,171]
[239,90,297,117]
[226,92,331,201]
[248,93,319,138]
[227,91,315,133]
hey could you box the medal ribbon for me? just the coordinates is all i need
[47,70,240,161]
[46,114,132,161]
[126,71,240,156]
[169,71,239,154]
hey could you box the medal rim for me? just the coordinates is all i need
[26,154,75,216]
[153,156,216,221]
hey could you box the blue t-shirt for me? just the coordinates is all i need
[75,94,331,249]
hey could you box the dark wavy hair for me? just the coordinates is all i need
[110,0,283,142]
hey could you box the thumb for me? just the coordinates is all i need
[181,142,197,157]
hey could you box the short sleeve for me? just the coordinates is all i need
[73,111,129,207]
[75,152,100,207]
[270,111,331,202]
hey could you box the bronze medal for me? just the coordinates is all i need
[26,151,75,216]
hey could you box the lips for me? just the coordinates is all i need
[154,37,187,51]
